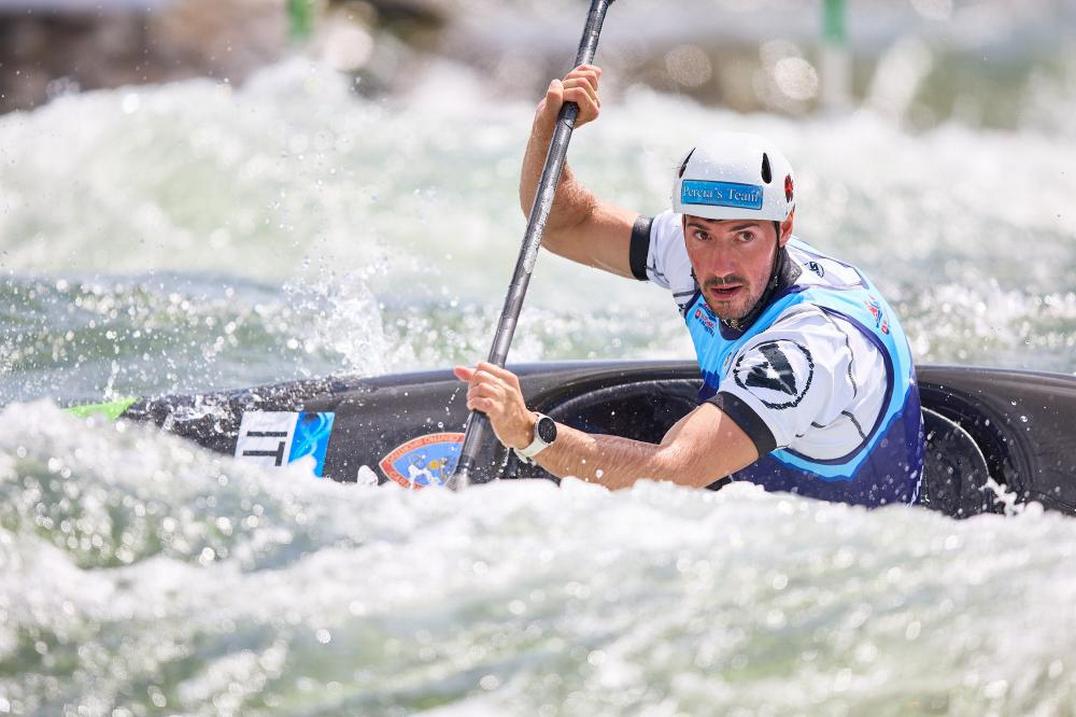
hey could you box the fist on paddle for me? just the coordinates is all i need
[539,64,603,128]
[454,363,536,451]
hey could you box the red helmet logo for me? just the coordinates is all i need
[784,174,794,203]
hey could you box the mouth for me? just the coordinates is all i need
[707,285,744,302]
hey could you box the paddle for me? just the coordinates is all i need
[448,0,617,490]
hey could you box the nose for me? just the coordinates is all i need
[699,242,741,282]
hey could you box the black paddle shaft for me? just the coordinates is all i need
[449,0,616,490]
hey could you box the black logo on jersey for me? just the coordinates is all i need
[744,343,798,395]
[733,339,814,409]
[807,261,825,278]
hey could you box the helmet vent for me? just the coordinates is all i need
[761,153,773,183]
[678,148,696,178]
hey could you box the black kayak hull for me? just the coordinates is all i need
[112,362,1076,518]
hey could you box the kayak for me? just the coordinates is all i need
[71,362,1076,518]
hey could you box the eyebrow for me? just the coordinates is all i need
[685,220,761,232]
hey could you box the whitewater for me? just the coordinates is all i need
[1,57,1075,714]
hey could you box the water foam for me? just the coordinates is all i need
[2,404,1076,714]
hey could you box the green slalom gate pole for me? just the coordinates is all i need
[821,0,852,112]
[287,0,315,42]
[824,0,847,46]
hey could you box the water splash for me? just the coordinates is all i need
[2,404,1076,714]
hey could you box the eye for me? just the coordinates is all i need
[692,229,710,242]
[737,230,756,243]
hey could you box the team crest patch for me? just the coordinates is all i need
[733,339,814,409]
[379,433,464,489]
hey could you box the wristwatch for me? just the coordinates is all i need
[514,413,558,463]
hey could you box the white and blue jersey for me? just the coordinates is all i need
[630,211,925,507]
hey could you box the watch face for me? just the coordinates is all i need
[536,416,558,444]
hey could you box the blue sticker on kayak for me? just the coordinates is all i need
[379,432,464,490]
[681,180,764,211]
[235,411,335,477]
[290,412,335,476]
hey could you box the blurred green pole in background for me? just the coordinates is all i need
[821,0,852,112]
[823,0,846,44]
[288,0,315,42]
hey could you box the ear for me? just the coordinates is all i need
[778,209,795,247]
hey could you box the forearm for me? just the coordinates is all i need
[533,423,705,490]
[455,364,759,491]
[519,108,598,236]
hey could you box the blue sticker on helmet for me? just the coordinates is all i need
[681,180,764,211]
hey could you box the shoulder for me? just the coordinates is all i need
[641,210,695,298]
[713,303,888,451]
[743,303,886,392]
[785,238,873,291]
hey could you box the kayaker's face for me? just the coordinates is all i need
[683,215,791,322]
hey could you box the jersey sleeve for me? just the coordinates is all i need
[707,307,887,457]
[628,210,697,304]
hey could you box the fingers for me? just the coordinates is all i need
[468,396,495,413]
[562,79,598,109]
[541,78,564,119]
[464,373,503,414]
[456,362,524,416]
[561,65,601,125]
[542,65,603,126]
[568,64,603,83]
[475,362,522,390]
[467,380,503,402]
[545,78,564,103]
[563,88,600,125]
[565,65,601,94]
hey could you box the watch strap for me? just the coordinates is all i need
[515,413,553,460]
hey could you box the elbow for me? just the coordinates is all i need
[651,446,719,489]
[650,448,691,485]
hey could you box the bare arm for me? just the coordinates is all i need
[532,402,759,490]
[454,363,761,490]
[520,65,640,279]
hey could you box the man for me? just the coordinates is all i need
[454,65,924,506]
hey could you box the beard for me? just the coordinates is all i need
[699,240,780,322]
[701,276,764,322]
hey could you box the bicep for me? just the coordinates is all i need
[656,403,760,488]
[542,200,639,278]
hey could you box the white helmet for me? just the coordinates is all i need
[672,132,795,222]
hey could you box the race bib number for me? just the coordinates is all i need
[234,411,335,477]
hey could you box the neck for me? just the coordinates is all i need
[721,242,801,334]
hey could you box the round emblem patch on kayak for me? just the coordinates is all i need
[732,339,814,409]
[378,432,464,489]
